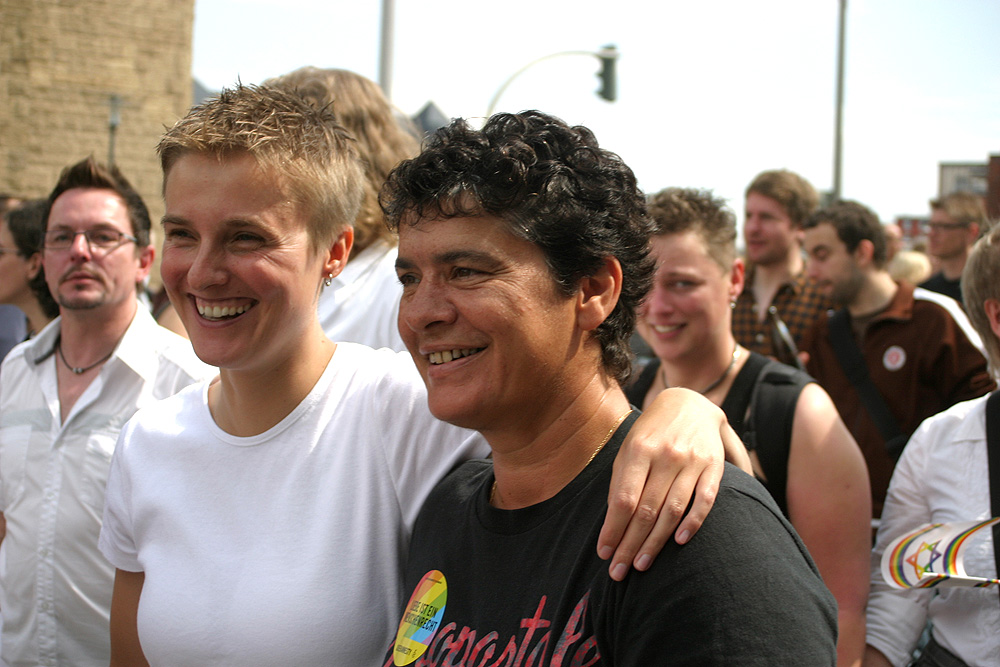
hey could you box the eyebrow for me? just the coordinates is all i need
[396,249,500,271]
[161,215,266,230]
[47,222,124,231]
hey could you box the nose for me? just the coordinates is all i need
[67,231,93,262]
[185,243,228,291]
[647,281,675,314]
[398,279,457,335]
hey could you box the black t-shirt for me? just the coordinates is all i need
[384,415,837,666]
[919,272,963,306]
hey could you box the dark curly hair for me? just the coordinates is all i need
[380,110,655,384]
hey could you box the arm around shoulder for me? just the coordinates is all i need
[600,388,749,581]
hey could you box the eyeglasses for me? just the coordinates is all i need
[0,246,19,256]
[44,228,138,251]
[925,221,970,232]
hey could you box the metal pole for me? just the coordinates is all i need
[832,0,847,202]
[378,0,395,100]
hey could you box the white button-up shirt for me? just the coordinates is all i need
[0,306,214,667]
[867,393,1000,666]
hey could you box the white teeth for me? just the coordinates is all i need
[652,324,682,333]
[428,348,482,365]
[197,303,251,320]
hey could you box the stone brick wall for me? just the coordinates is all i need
[0,0,195,286]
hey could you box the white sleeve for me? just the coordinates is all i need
[374,351,489,532]
[98,420,142,572]
[865,425,934,666]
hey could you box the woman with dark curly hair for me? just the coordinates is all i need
[382,112,836,665]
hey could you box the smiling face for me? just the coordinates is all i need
[637,231,740,365]
[43,188,152,315]
[395,215,589,434]
[743,192,800,267]
[161,152,348,373]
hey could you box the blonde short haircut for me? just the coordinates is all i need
[158,83,365,250]
[646,187,737,271]
[264,67,420,255]
[931,191,986,228]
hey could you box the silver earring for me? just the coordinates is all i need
[323,274,333,287]
[730,299,737,310]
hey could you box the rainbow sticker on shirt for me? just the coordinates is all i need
[393,570,448,665]
[882,518,1000,589]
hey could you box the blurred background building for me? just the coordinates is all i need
[0,0,195,284]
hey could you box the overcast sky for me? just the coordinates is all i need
[192,0,1000,226]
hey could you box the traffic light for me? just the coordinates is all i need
[596,45,618,102]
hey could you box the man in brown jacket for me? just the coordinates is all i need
[800,200,994,518]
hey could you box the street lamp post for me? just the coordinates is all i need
[379,0,395,99]
[486,45,619,118]
[832,0,847,202]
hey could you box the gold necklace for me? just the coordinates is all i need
[490,408,633,507]
[660,344,740,395]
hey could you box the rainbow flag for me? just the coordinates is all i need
[881,518,1000,589]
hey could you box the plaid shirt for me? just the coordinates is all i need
[732,267,832,362]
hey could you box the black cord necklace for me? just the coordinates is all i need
[661,344,740,395]
[56,335,115,375]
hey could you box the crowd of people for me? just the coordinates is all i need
[0,66,996,667]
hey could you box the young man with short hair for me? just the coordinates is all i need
[801,200,993,518]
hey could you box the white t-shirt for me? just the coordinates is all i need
[99,343,485,666]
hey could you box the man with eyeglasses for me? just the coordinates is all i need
[919,191,986,308]
[0,157,213,667]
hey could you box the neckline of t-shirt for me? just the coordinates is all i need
[200,353,339,447]
[477,412,638,534]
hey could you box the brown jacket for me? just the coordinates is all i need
[801,282,994,517]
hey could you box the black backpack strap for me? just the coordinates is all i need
[827,308,908,460]
[743,359,810,517]
[985,391,1000,593]
[720,352,770,440]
